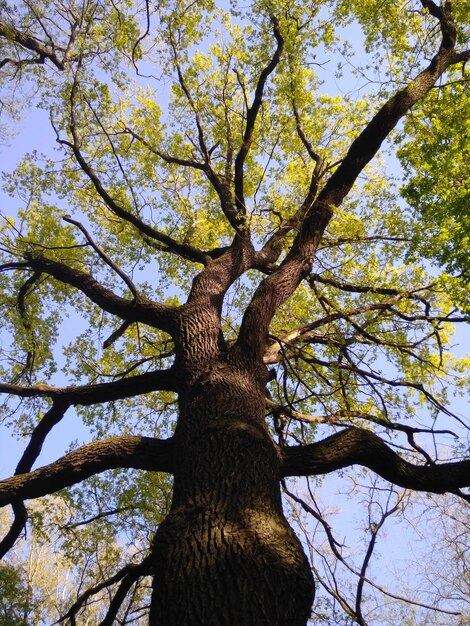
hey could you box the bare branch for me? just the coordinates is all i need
[123,126,206,171]
[291,97,324,210]
[281,428,470,494]
[57,559,150,625]
[164,27,245,236]
[99,567,146,626]
[64,135,209,264]
[63,506,135,529]
[15,270,42,383]
[355,490,405,624]
[262,301,398,364]
[301,354,463,422]
[285,484,462,617]
[102,319,132,349]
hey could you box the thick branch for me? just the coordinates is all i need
[281,428,470,493]
[236,4,467,361]
[186,239,254,305]
[0,22,66,70]
[15,401,69,473]
[0,367,178,404]
[0,436,175,506]
[0,402,68,557]
[0,502,27,559]
[1,257,175,332]
[0,400,69,555]
[312,2,462,213]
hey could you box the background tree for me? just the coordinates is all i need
[0,499,152,624]
[0,0,469,624]
[0,562,29,625]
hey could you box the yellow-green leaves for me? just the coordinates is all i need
[1,0,469,447]
[398,77,470,309]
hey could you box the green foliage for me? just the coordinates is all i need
[399,78,470,309]
[0,0,467,505]
[0,563,29,626]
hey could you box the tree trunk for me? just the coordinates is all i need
[149,360,314,625]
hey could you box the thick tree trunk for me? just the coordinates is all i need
[149,361,314,625]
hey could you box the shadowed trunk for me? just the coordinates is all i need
[149,360,314,625]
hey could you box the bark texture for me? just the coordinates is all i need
[282,429,470,492]
[149,363,314,625]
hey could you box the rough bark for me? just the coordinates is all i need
[147,244,315,624]
[0,436,174,505]
[282,429,470,493]
[149,362,314,625]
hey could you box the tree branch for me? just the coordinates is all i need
[0,367,178,404]
[235,2,468,363]
[99,567,146,626]
[1,257,176,332]
[234,16,284,222]
[164,27,242,236]
[311,3,463,212]
[285,484,462,617]
[63,215,139,298]
[355,489,405,625]
[0,435,175,506]
[0,401,68,557]
[281,428,470,494]
[123,126,237,240]
[58,76,209,266]
[58,559,150,625]
[0,501,27,559]
[0,21,67,70]
[65,137,208,265]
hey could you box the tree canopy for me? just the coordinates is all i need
[0,0,469,624]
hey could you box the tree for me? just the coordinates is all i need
[0,563,29,625]
[0,0,469,624]
[0,498,152,624]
